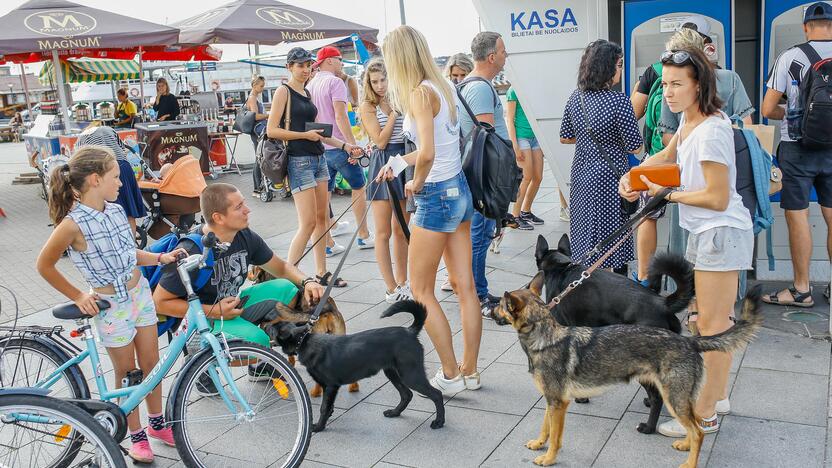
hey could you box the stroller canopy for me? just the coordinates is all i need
[157,156,206,198]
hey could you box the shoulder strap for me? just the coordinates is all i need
[458,76,499,108]
[282,84,292,143]
[798,42,823,67]
[578,92,622,179]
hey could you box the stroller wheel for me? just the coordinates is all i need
[260,190,273,203]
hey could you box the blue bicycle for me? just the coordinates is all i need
[0,233,312,467]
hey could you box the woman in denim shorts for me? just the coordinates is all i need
[267,47,363,283]
[381,27,482,397]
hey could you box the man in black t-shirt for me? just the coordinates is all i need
[153,183,324,334]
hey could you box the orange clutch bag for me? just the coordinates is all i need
[629,165,681,191]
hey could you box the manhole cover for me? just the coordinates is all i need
[782,311,827,323]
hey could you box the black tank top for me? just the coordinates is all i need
[280,85,325,156]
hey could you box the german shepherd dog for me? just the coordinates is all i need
[535,234,694,433]
[267,300,445,433]
[491,274,762,467]
[249,265,359,397]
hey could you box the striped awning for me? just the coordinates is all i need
[39,58,140,85]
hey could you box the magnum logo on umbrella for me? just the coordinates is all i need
[255,7,314,30]
[24,10,97,37]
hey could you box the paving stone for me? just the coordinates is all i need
[731,367,827,427]
[534,381,640,422]
[594,411,718,468]
[424,328,518,368]
[707,415,825,467]
[483,408,617,468]
[741,327,830,376]
[382,406,521,468]
[446,362,541,416]
[305,402,433,467]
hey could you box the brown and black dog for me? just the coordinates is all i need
[249,266,359,397]
[491,272,762,468]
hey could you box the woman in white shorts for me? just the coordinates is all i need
[619,46,753,439]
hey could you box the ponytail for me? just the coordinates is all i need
[48,145,116,225]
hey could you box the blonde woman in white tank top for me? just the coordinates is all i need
[381,26,483,396]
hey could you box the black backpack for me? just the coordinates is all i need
[797,43,832,149]
[456,77,521,234]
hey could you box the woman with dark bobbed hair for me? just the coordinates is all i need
[559,40,643,271]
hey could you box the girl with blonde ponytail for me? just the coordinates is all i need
[38,146,187,463]
[380,25,483,396]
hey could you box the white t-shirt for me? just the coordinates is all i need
[402,80,462,183]
[676,111,753,234]
[766,40,832,141]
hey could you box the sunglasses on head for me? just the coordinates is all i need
[660,50,692,65]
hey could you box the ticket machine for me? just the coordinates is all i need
[623,0,734,94]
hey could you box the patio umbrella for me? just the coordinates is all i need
[0,0,180,128]
[173,0,378,46]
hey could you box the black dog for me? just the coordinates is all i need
[268,300,444,432]
[535,234,694,434]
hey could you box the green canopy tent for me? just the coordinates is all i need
[39,58,139,84]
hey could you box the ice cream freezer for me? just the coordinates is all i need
[135,121,211,174]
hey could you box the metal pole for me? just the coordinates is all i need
[399,0,406,25]
[138,46,145,119]
[247,42,254,76]
[51,50,71,133]
[18,63,32,120]
[254,42,261,75]
[200,61,207,92]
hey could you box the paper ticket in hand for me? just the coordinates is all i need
[387,154,408,177]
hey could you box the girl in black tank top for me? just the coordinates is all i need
[281,85,325,156]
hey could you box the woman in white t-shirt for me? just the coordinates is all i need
[619,47,753,439]
[380,26,482,396]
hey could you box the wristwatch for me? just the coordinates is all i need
[301,277,317,288]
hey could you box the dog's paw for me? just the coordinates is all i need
[574,397,590,404]
[310,385,323,398]
[348,382,360,393]
[643,397,651,408]
[383,409,402,418]
[311,423,326,433]
[636,422,656,434]
[533,454,556,466]
[672,439,691,452]
[525,439,546,451]
[429,418,444,429]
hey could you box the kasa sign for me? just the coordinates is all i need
[509,8,578,37]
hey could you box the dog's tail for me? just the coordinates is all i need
[647,253,695,316]
[381,300,427,334]
[691,285,763,353]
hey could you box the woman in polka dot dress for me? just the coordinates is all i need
[559,40,643,269]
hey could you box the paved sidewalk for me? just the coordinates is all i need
[1,142,830,467]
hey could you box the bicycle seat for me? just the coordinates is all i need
[52,301,110,320]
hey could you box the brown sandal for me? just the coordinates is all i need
[762,285,814,308]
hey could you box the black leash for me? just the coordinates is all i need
[387,179,411,242]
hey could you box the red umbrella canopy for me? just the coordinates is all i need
[0,0,180,55]
[174,0,378,45]
[2,45,222,64]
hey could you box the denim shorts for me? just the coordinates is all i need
[287,154,328,193]
[685,226,753,272]
[412,171,474,233]
[517,137,540,150]
[325,148,366,192]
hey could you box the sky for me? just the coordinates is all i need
[1,0,483,72]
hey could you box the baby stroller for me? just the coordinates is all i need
[136,155,206,249]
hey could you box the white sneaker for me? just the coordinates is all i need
[357,235,375,250]
[330,221,350,238]
[559,207,570,222]
[657,414,720,438]
[427,368,465,397]
[385,286,411,304]
[440,277,453,292]
[325,243,345,258]
[398,282,412,298]
[716,398,730,415]
[459,367,481,390]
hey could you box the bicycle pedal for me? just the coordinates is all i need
[122,368,143,387]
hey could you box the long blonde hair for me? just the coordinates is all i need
[382,26,457,122]
[48,146,116,225]
[361,57,386,107]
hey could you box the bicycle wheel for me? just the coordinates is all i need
[171,342,312,468]
[0,337,88,400]
[0,392,126,468]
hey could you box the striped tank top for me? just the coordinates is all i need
[375,106,405,145]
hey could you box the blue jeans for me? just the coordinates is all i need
[470,211,496,300]
[325,148,366,192]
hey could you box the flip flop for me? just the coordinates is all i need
[762,285,814,308]
[317,272,347,288]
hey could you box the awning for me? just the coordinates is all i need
[39,58,139,84]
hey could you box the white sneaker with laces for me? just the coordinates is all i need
[330,221,350,238]
[357,235,375,250]
[397,283,413,299]
[325,242,345,258]
[385,287,410,304]
[426,368,465,397]
[657,414,720,438]
[716,398,730,415]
